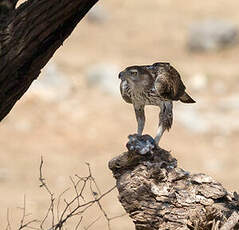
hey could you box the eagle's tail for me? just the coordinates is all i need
[179,92,196,103]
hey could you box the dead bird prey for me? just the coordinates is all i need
[119,62,195,145]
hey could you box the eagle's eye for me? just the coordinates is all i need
[129,70,137,76]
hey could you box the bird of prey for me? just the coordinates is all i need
[119,62,195,145]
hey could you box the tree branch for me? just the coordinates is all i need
[109,134,239,230]
[0,0,98,121]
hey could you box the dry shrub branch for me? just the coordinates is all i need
[6,157,124,230]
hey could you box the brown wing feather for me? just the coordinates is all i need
[153,63,186,101]
[167,64,186,99]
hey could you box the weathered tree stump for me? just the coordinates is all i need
[109,134,239,230]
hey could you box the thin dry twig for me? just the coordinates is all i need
[86,162,124,230]
[74,174,91,202]
[109,213,127,221]
[19,195,27,228]
[75,216,83,230]
[70,176,80,206]
[56,188,70,222]
[5,209,11,230]
[17,195,39,230]
[56,185,116,228]
[9,157,122,230]
[84,216,101,230]
[39,157,55,229]
[86,162,101,196]
[91,191,111,230]
[39,158,119,230]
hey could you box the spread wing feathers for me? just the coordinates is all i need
[152,63,195,103]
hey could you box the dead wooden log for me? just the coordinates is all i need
[109,134,239,230]
[0,0,98,121]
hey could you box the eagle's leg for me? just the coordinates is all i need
[155,101,173,144]
[133,104,145,135]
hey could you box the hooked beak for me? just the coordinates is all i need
[118,71,125,81]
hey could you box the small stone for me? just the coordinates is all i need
[0,168,10,182]
[212,81,226,94]
[203,157,223,172]
[175,106,210,133]
[218,95,239,110]
[189,73,208,91]
[87,4,108,23]
[187,19,238,52]
[28,62,72,102]
[13,119,32,133]
[86,63,120,96]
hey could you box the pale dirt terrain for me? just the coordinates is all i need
[1,0,239,229]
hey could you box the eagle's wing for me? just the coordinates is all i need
[153,63,195,103]
[120,80,132,104]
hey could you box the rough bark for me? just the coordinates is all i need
[109,134,239,230]
[0,0,98,121]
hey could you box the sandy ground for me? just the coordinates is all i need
[1,0,239,229]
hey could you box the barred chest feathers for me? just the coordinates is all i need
[122,80,161,106]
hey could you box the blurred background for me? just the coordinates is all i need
[1,0,239,229]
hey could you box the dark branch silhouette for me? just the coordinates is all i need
[0,0,98,121]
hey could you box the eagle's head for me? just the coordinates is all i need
[119,66,153,90]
